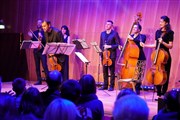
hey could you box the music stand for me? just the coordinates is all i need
[75,52,90,74]
[42,42,75,55]
[91,42,103,87]
[72,39,89,49]
[20,40,41,49]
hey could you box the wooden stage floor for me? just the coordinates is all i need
[1,81,158,120]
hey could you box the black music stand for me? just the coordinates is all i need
[41,43,75,90]
[91,42,102,87]
[90,42,111,96]
[72,39,89,49]
[20,40,41,86]
[42,42,75,55]
[20,40,41,49]
[75,52,90,74]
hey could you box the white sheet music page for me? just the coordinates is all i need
[42,42,75,55]
[31,41,41,48]
[75,52,89,63]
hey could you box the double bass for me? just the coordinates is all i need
[146,33,168,85]
[117,12,142,88]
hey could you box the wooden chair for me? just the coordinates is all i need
[116,60,146,95]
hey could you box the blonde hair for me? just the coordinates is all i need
[44,98,78,120]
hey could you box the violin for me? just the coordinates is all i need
[48,54,62,71]
[146,33,168,85]
[102,44,112,66]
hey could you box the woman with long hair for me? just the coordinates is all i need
[141,16,174,97]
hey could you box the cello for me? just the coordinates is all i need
[146,33,168,85]
[48,54,62,71]
[117,12,142,88]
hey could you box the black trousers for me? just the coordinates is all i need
[57,55,69,82]
[33,50,49,82]
[156,56,171,96]
[61,56,69,82]
[103,59,115,88]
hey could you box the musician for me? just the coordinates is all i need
[60,25,70,81]
[28,19,49,85]
[41,20,64,79]
[99,20,121,91]
[141,16,174,97]
[127,23,146,95]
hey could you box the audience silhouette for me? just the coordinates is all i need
[113,94,149,120]
[78,74,104,120]
[41,70,61,108]
[44,98,78,120]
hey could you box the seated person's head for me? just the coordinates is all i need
[12,78,26,95]
[44,98,77,120]
[46,70,62,89]
[19,87,44,118]
[60,79,81,104]
[79,74,96,95]
[116,88,136,100]
[0,93,17,119]
[113,95,149,120]
[163,89,180,111]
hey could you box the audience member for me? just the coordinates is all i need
[153,90,180,120]
[60,79,81,104]
[44,98,78,120]
[12,78,26,110]
[113,95,149,120]
[78,74,104,120]
[19,87,44,119]
[116,88,136,100]
[41,70,62,108]
[0,93,18,120]
[60,79,92,119]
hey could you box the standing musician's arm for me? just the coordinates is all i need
[140,40,156,48]
[111,32,121,50]
[162,41,173,49]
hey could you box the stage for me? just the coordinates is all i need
[1,81,158,120]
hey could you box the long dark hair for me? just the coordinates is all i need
[61,25,70,36]
[79,74,96,95]
[19,87,44,118]
[161,15,171,31]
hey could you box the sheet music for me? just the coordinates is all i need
[31,41,41,48]
[75,52,89,63]
[90,41,102,53]
[20,40,40,49]
[42,42,75,55]
[72,39,89,49]
[79,39,89,49]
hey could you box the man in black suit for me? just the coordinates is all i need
[99,20,121,91]
[28,19,49,85]
[42,20,65,80]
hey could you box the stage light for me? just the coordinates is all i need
[0,20,5,29]
[172,88,180,91]
[141,85,155,90]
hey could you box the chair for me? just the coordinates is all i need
[116,60,146,95]
[116,74,136,92]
